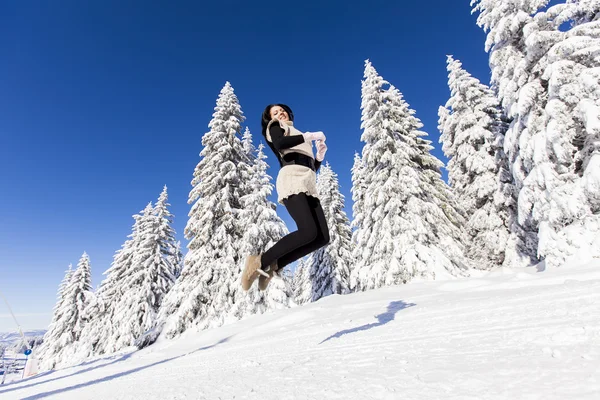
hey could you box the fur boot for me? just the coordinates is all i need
[241,254,269,291]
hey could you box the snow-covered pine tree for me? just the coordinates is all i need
[297,163,352,304]
[564,0,599,24]
[350,153,366,238]
[438,55,512,268]
[230,140,293,321]
[473,0,600,267]
[529,0,600,266]
[36,264,73,364]
[293,257,309,303]
[39,253,93,370]
[102,200,178,352]
[350,60,470,292]
[172,240,184,279]
[156,82,254,338]
[154,185,182,285]
[470,0,556,266]
[77,206,148,357]
[242,126,253,156]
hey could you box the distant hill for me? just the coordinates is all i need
[0,330,46,352]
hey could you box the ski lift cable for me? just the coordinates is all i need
[0,289,31,351]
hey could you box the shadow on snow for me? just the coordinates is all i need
[319,300,415,344]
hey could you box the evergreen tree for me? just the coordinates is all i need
[37,264,73,365]
[156,82,255,338]
[438,55,512,268]
[473,0,600,266]
[349,152,367,290]
[241,126,253,157]
[293,258,309,303]
[39,253,93,370]
[531,0,600,266]
[471,0,557,266]
[154,186,182,284]
[230,140,292,321]
[77,205,149,357]
[351,60,470,292]
[298,163,352,304]
[173,240,184,279]
[104,201,177,351]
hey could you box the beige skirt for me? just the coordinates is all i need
[276,165,318,205]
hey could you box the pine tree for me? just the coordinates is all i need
[242,126,253,157]
[438,55,512,268]
[154,186,182,285]
[298,163,352,304]
[77,205,149,357]
[173,240,184,279]
[293,258,310,303]
[471,0,561,266]
[37,264,73,365]
[103,201,177,351]
[473,0,600,267]
[39,253,93,370]
[531,0,600,266]
[349,152,367,291]
[156,82,255,338]
[350,60,470,292]
[229,140,293,321]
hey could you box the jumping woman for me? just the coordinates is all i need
[241,104,330,291]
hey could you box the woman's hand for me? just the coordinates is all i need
[316,140,327,161]
[303,131,326,142]
[275,119,290,134]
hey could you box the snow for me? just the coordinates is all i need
[0,331,46,348]
[2,260,599,399]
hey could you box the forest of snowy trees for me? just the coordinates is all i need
[37,0,599,370]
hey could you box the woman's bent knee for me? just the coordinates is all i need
[299,224,319,245]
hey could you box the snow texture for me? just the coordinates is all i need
[3,259,599,399]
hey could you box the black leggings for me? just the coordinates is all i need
[261,192,330,270]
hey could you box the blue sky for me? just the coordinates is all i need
[0,0,491,331]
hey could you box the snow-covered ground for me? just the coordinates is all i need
[2,261,599,399]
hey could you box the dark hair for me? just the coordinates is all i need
[261,104,294,167]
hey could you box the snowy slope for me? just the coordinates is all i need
[1,262,599,399]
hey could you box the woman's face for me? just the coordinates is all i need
[270,106,289,122]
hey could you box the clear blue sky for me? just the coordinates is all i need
[0,0,491,331]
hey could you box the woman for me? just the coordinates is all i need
[241,104,330,291]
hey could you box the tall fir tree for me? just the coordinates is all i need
[37,264,73,365]
[173,240,184,279]
[473,0,600,266]
[296,163,352,304]
[350,60,470,292]
[77,194,174,358]
[76,206,147,357]
[154,186,182,283]
[438,56,512,268]
[230,139,293,321]
[350,153,367,236]
[293,258,309,302]
[104,200,178,352]
[241,126,254,157]
[39,253,93,370]
[156,82,256,338]
[530,0,600,266]
[471,0,555,266]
